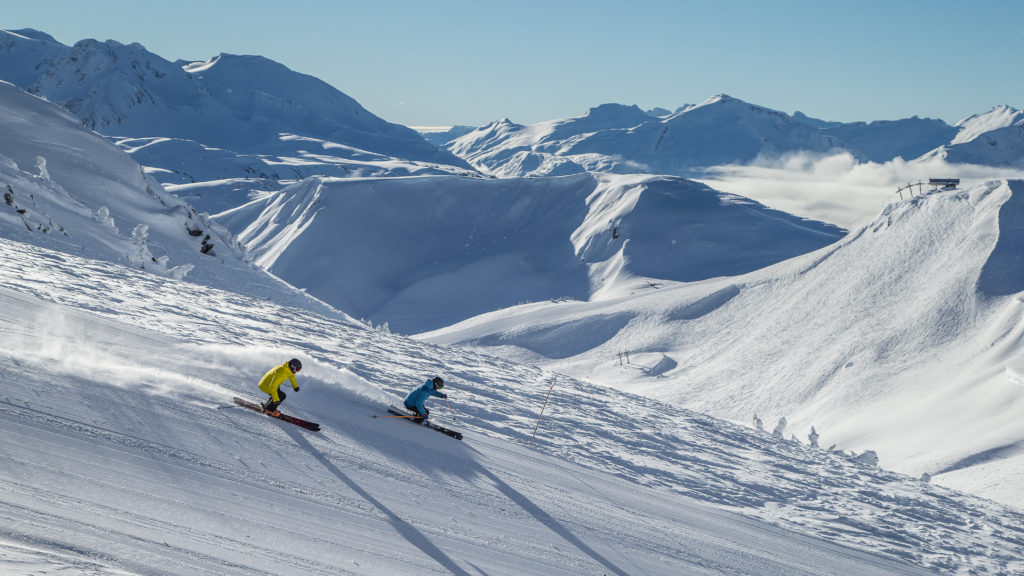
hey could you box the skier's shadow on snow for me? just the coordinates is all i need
[285,425,628,576]
[475,466,630,576]
[282,426,473,576]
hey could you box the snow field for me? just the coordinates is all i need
[0,238,1020,574]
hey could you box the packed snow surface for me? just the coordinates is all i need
[2,237,1023,575]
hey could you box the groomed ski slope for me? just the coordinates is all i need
[0,238,1021,575]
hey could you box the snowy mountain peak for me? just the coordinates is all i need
[688,93,790,122]
[2,28,59,43]
[696,93,735,106]
[953,104,1024,145]
[489,117,522,129]
[0,30,469,171]
[579,102,651,126]
[446,92,854,177]
[180,54,220,74]
[919,105,1024,168]
[0,28,69,87]
[29,37,184,132]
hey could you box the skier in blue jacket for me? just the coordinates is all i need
[404,376,447,423]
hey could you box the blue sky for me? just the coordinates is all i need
[5,0,1022,127]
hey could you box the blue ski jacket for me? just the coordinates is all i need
[403,379,446,416]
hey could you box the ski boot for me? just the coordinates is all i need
[261,400,281,417]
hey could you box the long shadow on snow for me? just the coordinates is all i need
[474,465,630,576]
[284,399,630,576]
[282,425,474,576]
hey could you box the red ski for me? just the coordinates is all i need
[229,397,320,432]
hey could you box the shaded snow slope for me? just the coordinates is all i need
[0,29,462,165]
[819,117,959,163]
[422,181,1024,509]
[0,29,474,215]
[0,81,332,311]
[1,237,1021,575]
[222,173,842,333]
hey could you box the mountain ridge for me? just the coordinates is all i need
[420,179,1024,508]
[0,30,1023,574]
[224,172,844,333]
[446,93,987,177]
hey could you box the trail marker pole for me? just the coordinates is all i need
[530,376,557,447]
[444,396,457,422]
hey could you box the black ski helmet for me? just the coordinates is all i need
[432,376,444,389]
[289,358,302,373]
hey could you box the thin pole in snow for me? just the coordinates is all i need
[529,376,557,447]
[444,396,457,422]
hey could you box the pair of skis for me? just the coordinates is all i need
[377,405,464,440]
[227,397,321,431]
[225,397,463,440]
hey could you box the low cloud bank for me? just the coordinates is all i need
[699,152,1024,229]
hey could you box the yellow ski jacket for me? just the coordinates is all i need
[258,362,299,402]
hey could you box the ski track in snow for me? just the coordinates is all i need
[0,238,1021,575]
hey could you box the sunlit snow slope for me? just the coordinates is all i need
[222,173,842,334]
[422,180,1024,510]
[0,66,1023,576]
[3,236,1023,575]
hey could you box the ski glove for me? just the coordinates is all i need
[294,386,300,392]
[441,393,448,399]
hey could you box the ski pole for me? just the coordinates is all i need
[444,396,457,422]
[529,376,557,446]
[373,414,420,420]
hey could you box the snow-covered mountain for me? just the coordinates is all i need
[0,28,475,215]
[446,95,968,177]
[220,172,843,334]
[422,178,1024,510]
[0,29,460,162]
[2,34,1024,576]
[921,105,1024,168]
[0,84,1021,573]
[0,80,334,312]
[819,116,960,163]
[10,227,1024,575]
[419,125,478,147]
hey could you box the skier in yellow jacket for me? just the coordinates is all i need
[259,358,302,416]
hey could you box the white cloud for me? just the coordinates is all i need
[698,152,1024,229]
